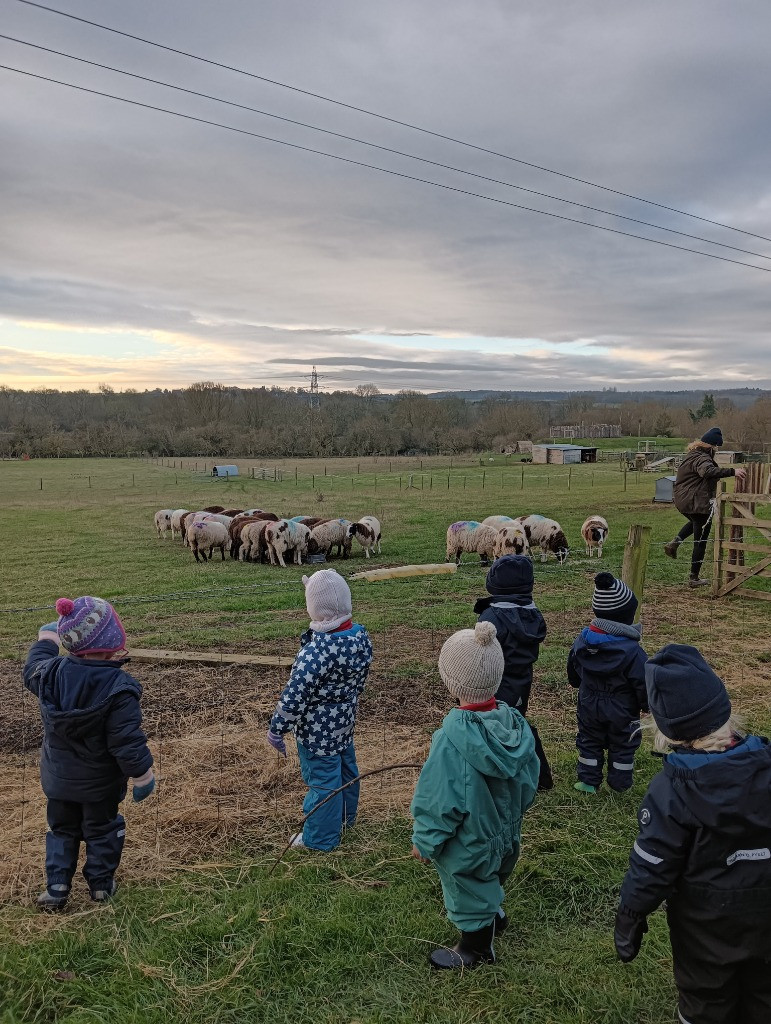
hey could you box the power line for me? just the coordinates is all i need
[2,33,769,262]
[3,63,770,275]
[12,0,771,245]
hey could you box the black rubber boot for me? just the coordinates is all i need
[494,908,509,934]
[36,884,69,912]
[429,923,496,970]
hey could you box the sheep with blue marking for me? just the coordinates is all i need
[445,521,499,565]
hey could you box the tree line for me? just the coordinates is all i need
[0,383,768,458]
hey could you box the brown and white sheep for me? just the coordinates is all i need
[515,515,570,563]
[308,519,353,559]
[154,509,174,538]
[187,520,229,562]
[265,520,311,567]
[581,515,609,558]
[349,516,381,559]
[445,521,499,565]
[493,522,531,559]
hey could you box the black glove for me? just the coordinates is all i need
[614,904,648,963]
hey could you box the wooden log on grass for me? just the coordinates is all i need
[349,562,457,582]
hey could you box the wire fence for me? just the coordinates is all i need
[2,560,769,903]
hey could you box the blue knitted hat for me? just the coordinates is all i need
[485,555,534,598]
[645,644,731,742]
[700,427,723,447]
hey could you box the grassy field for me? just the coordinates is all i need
[1,456,769,1024]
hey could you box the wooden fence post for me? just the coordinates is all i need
[712,480,726,596]
[621,524,652,604]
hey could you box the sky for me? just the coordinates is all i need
[1,0,770,394]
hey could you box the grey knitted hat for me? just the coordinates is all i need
[438,621,504,704]
[303,569,352,632]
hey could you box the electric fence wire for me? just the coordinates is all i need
[2,33,770,264]
[3,62,770,276]
[11,0,771,245]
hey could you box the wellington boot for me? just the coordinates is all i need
[688,576,710,588]
[664,540,681,559]
[89,880,117,903]
[494,909,509,934]
[429,923,496,970]
[36,884,69,912]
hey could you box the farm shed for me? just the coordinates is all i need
[211,464,239,477]
[653,475,677,503]
[531,444,598,465]
[715,451,746,466]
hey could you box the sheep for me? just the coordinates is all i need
[308,518,353,559]
[265,520,311,567]
[515,514,570,564]
[154,509,174,538]
[180,510,232,546]
[221,508,244,517]
[482,515,515,530]
[493,523,531,559]
[239,520,272,562]
[242,508,266,516]
[445,521,499,565]
[187,520,229,562]
[349,516,382,559]
[581,515,609,558]
[228,512,280,559]
[170,508,190,540]
[202,505,225,513]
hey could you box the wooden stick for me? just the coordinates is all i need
[127,648,294,667]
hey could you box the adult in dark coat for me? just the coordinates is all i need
[665,427,746,587]
[615,644,771,1024]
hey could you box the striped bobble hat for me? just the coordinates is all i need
[55,596,127,655]
[591,572,638,625]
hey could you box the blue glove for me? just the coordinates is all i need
[267,730,287,756]
[40,622,59,634]
[132,775,156,803]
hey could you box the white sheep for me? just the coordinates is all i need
[515,514,570,564]
[187,520,229,562]
[445,521,499,565]
[493,523,531,559]
[170,508,190,540]
[481,515,515,530]
[308,518,353,559]
[265,519,311,567]
[239,520,271,562]
[154,509,174,538]
[349,516,381,559]
[581,515,609,558]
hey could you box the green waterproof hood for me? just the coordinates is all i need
[442,705,535,779]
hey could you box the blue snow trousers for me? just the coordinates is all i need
[45,787,125,892]
[296,740,359,851]
[575,691,640,791]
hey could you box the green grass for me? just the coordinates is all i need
[1,456,769,1023]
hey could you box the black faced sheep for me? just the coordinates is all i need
[349,516,381,559]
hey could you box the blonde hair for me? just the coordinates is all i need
[686,439,715,453]
[642,714,746,753]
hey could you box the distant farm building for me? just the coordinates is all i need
[549,424,621,439]
[211,464,239,477]
[532,444,598,465]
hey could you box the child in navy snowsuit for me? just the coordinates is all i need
[567,572,648,793]
[615,644,771,1024]
[23,596,155,910]
[473,554,553,789]
[267,569,372,851]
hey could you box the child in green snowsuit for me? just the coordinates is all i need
[410,620,540,970]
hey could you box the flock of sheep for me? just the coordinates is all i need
[154,506,382,566]
[446,514,609,565]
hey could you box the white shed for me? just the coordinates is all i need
[211,464,239,477]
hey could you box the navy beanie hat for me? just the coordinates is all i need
[591,572,638,624]
[485,555,534,598]
[700,426,723,447]
[646,644,731,742]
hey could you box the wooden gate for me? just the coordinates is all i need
[712,463,771,600]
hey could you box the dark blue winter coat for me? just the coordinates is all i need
[474,596,546,711]
[23,639,154,802]
[567,627,648,715]
[619,736,771,957]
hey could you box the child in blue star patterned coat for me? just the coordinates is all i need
[267,569,372,850]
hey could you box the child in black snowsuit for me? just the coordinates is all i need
[23,596,155,910]
[567,572,648,793]
[474,554,552,789]
[615,644,771,1024]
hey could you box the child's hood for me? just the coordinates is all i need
[573,627,639,671]
[38,655,142,722]
[442,705,535,779]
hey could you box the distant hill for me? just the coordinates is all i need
[427,388,769,410]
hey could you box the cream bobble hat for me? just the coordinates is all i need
[438,621,504,704]
[303,569,353,632]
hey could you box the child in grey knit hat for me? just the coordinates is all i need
[410,621,539,971]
